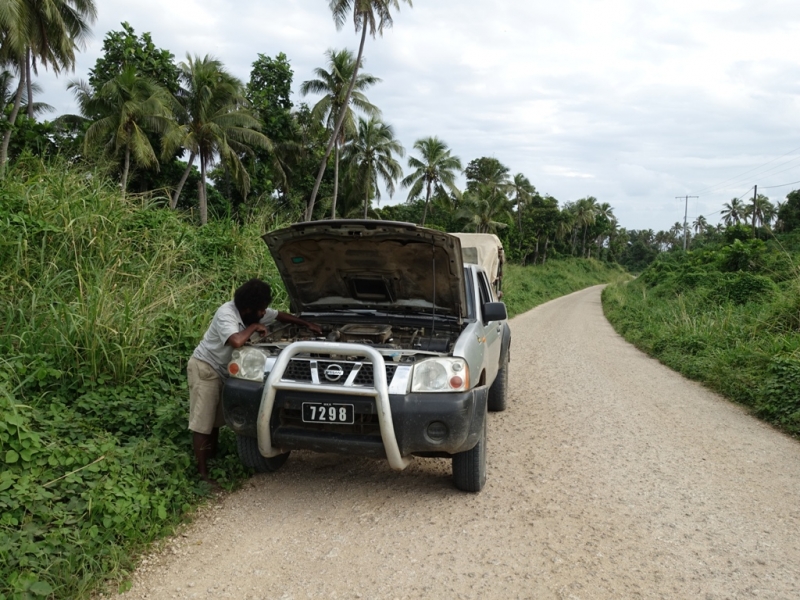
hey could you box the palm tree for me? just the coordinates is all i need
[305,0,413,221]
[458,185,512,234]
[70,66,175,194]
[748,194,774,234]
[692,215,708,234]
[509,173,535,247]
[342,116,404,218]
[300,48,380,219]
[721,197,746,226]
[400,136,462,226]
[0,0,97,173]
[574,197,598,257]
[163,54,272,224]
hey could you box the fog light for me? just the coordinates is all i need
[426,421,448,442]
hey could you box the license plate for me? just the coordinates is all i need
[302,403,354,424]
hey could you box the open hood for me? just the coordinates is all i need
[263,220,466,318]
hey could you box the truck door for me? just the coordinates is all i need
[477,270,502,385]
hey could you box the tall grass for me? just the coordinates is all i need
[0,160,284,599]
[503,258,629,318]
[602,242,800,436]
[0,159,630,599]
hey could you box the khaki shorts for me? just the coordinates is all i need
[188,358,225,434]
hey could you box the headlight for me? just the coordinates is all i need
[411,358,469,392]
[228,347,270,381]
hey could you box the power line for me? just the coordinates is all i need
[690,143,800,196]
[760,179,800,190]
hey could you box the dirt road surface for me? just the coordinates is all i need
[122,285,800,599]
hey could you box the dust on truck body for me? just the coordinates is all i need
[222,221,511,492]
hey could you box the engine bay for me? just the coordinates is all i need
[252,321,456,356]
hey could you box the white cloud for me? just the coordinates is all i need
[29,0,800,232]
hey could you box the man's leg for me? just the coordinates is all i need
[188,358,223,482]
[193,429,219,482]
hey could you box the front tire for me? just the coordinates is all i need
[236,434,290,473]
[487,357,508,412]
[452,410,487,492]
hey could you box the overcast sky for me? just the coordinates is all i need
[35,0,800,232]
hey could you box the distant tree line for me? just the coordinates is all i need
[3,0,799,270]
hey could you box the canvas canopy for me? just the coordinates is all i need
[452,233,504,288]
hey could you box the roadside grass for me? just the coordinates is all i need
[602,239,800,436]
[0,160,284,600]
[0,159,630,599]
[503,259,630,319]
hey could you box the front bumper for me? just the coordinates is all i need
[222,342,487,469]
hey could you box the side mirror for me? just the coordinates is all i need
[482,301,507,323]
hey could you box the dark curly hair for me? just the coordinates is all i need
[233,278,273,313]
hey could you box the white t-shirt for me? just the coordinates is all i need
[192,300,279,377]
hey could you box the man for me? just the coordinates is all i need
[188,278,321,482]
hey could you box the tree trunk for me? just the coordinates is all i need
[200,155,208,225]
[305,21,368,221]
[421,180,431,226]
[517,199,523,253]
[0,63,27,177]
[121,146,131,196]
[171,152,196,209]
[543,237,549,265]
[533,233,540,265]
[363,170,371,219]
[25,50,33,118]
[331,142,340,219]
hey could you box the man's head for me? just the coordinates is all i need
[234,279,273,325]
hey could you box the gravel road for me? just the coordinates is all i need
[122,285,800,600]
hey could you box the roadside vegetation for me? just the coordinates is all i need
[3,1,798,598]
[603,225,800,437]
[504,260,628,318]
[0,159,626,599]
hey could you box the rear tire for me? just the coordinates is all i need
[487,357,508,412]
[236,434,290,473]
[452,411,487,492]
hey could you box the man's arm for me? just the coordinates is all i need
[226,323,267,348]
[276,312,322,335]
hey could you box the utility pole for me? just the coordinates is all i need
[676,195,699,251]
[752,185,758,238]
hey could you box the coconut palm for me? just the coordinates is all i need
[301,48,380,219]
[69,66,175,194]
[342,116,404,218]
[574,197,598,257]
[747,194,774,234]
[400,136,462,226]
[163,54,272,224]
[458,185,512,234]
[721,197,746,226]
[305,0,413,220]
[509,173,535,246]
[693,215,708,234]
[0,0,97,173]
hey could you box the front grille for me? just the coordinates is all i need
[280,358,398,387]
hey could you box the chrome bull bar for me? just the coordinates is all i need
[256,341,412,471]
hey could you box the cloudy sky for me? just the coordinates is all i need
[36,0,800,232]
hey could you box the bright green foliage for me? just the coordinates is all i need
[341,116,404,218]
[778,190,800,233]
[503,259,629,319]
[603,235,800,435]
[88,22,180,94]
[0,159,286,599]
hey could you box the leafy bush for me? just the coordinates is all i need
[602,235,800,437]
[0,161,276,599]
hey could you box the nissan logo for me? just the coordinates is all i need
[324,364,345,382]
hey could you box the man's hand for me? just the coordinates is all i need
[306,322,323,335]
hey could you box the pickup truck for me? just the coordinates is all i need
[222,220,511,492]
